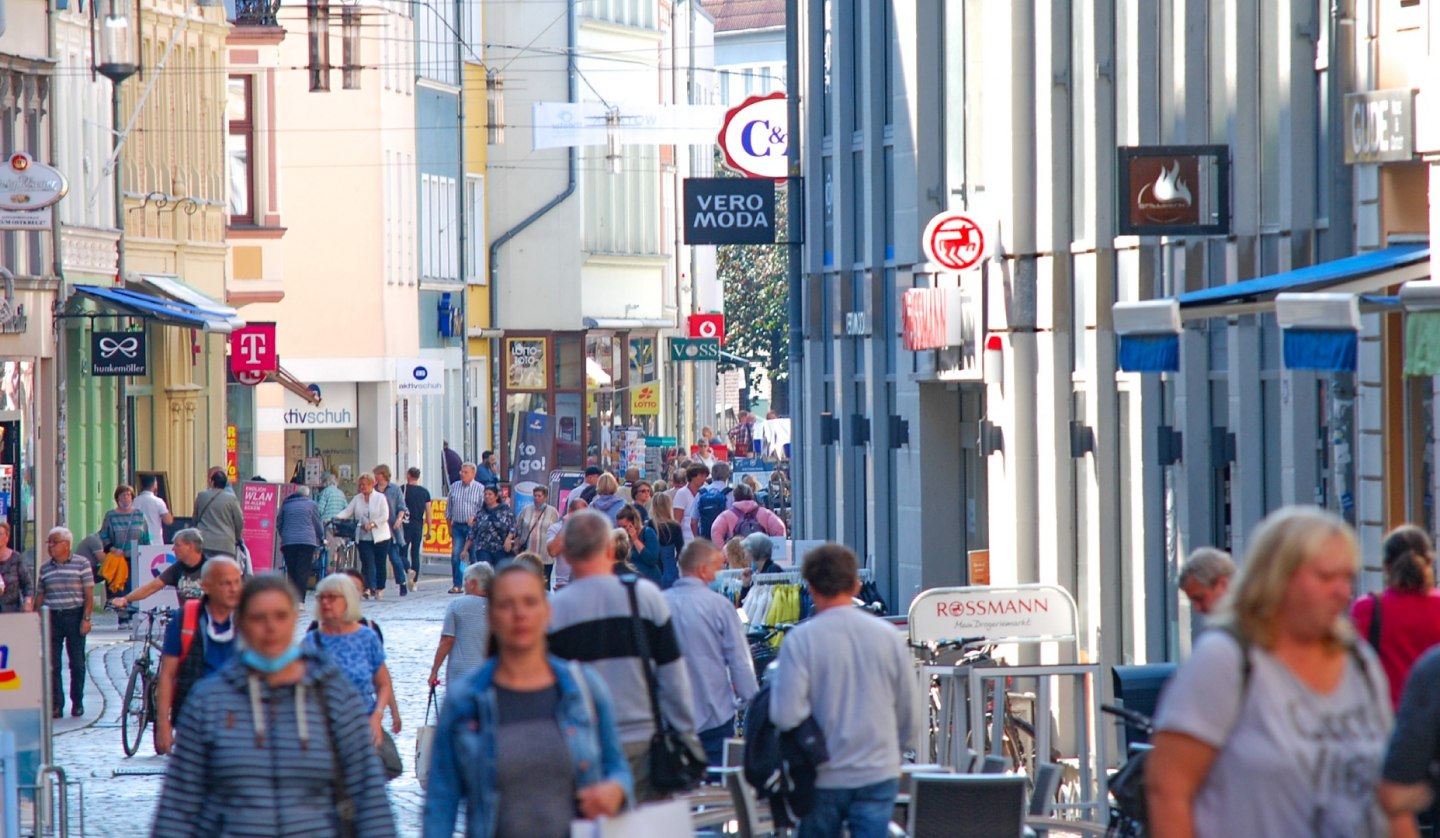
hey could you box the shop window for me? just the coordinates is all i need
[226,76,254,224]
[555,334,584,390]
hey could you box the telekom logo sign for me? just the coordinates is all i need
[229,322,278,375]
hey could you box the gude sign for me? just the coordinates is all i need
[718,92,788,180]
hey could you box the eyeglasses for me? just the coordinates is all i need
[317,593,343,601]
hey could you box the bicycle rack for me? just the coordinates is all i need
[34,764,69,837]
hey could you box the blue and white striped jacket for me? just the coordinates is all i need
[150,648,397,838]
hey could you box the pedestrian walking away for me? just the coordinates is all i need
[114,528,209,609]
[664,540,758,766]
[547,510,698,803]
[134,474,175,545]
[276,487,326,602]
[430,561,493,689]
[589,474,627,525]
[1350,525,1440,710]
[769,543,919,838]
[374,465,411,596]
[149,574,397,838]
[153,556,243,754]
[443,440,464,488]
[402,467,433,588]
[446,463,484,593]
[315,474,350,523]
[709,482,787,545]
[193,469,246,560]
[422,562,632,838]
[1147,506,1400,837]
[545,497,589,591]
[36,527,94,719]
[0,522,35,612]
[651,492,684,589]
[331,473,392,600]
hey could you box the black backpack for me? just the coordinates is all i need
[696,485,732,539]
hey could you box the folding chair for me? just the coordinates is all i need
[980,754,1011,774]
[1027,763,1064,837]
[908,774,1027,838]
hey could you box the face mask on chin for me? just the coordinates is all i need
[240,645,302,674]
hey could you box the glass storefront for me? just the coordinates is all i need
[285,428,361,495]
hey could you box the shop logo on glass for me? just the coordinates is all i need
[97,335,141,359]
[0,644,20,691]
[413,365,429,381]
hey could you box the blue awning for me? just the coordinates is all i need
[70,285,241,333]
[1176,243,1429,319]
[1118,334,1180,373]
[1282,330,1358,371]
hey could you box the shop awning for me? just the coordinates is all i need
[1113,244,1429,373]
[128,274,245,330]
[71,285,244,334]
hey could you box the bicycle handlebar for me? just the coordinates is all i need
[912,636,988,652]
[1101,703,1155,733]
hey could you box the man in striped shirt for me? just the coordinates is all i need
[445,463,483,593]
[37,527,95,718]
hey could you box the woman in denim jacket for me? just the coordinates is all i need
[423,563,632,838]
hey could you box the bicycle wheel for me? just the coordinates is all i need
[121,664,151,757]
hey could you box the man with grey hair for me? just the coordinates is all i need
[278,484,326,601]
[740,531,783,597]
[315,473,349,523]
[37,527,94,718]
[664,539,757,766]
[445,462,484,593]
[154,556,242,753]
[1178,547,1236,616]
[548,510,698,802]
[545,496,589,590]
[429,561,493,688]
[115,528,208,608]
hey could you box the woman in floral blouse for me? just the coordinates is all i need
[100,484,150,601]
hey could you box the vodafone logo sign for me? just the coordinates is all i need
[922,212,988,272]
[717,93,788,180]
[688,313,725,344]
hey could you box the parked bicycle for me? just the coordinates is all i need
[115,604,171,757]
[1101,703,1153,838]
[325,519,359,575]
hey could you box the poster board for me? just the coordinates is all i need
[421,499,453,556]
[239,482,279,573]
[0,611,48,817]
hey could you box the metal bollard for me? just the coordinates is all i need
[35,764,67,837]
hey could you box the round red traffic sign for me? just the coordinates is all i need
[235,370,267,386]
[923,212,986,272]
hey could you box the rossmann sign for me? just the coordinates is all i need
[908,584,1081,647]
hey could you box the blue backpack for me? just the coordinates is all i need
[697,485,732,539]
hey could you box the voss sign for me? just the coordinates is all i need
[718,93,788,180]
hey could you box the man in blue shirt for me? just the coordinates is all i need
[475,450,501,491]
[153,556,243,754]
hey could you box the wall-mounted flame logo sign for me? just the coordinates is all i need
[0,644,20,690]
[1134,158,1198,225]
[97,336,141,359]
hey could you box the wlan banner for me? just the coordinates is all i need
[91,330,147,376]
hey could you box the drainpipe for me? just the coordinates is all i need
[47,0,67,529]
[456,0,468,456]
[488,0,577,313]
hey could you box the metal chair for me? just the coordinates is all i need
[1027,763,1064,837]
[908,774,1028,838]
[722,767,768,838]
[980,754,1011,774]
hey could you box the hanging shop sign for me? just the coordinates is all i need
[91,330,146,376]
[229,322,277,376]
[1344,89,1415,164]
[631,381,661,415]
[687,313,726,343]
[669,337,720,362]
[395,358,444,394]
[505,337,548,391]
[1116,145,1230,235]
[718,92,789,180]
[0,153,67,212]
[921,212,988,272]
[683,178,776,245]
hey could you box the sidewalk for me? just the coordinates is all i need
[50,561,461,836]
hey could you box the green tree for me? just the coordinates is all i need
[715,159,791,412]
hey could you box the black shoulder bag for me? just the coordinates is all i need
[621,574,708,792]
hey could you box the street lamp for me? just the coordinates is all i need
[95,0,138,482]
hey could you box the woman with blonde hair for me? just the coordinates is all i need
[652,492,684,587]
[331,473,391,600]
[1147,506,1401,837]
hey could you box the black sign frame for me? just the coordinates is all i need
[91,329,147,376]
[683,177,777,245]
[1116,145,1231,236]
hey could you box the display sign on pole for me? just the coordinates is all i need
[687,314,726,344]
[240,482,279,574]
[0,611,49,817]
[683,178,776,245]
[908,584,1083,655]
[90,331,146,376]
[717,92,789,180]
[421,499,453,556]
[1116,145,1230,236]
[669,337,721,362]
[229,322,278,376]
[513,413,554,513]
[1344,89,1415,164]
[921,212,988,272]
[631,382,661,416]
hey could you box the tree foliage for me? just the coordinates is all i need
[715,155,791,410]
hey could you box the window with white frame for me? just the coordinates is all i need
[421,173,458,281]
[582,0,656,28]
[583,146,659,256]
[465,174,485,283]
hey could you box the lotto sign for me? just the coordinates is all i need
[922,212,987,272]
[229,322,278,375]
[688,314,725,344]
[631,382,660,416]
[422,500,453,556]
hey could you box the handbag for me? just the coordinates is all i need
[377,730,404,782]
[621,576,708,793]
[415,685,438,789]
[569,799,694,838]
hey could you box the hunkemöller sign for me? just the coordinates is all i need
[908,584,1080,648]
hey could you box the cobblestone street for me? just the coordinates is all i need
[51,563,456,837]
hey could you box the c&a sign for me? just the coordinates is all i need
[229,322,277,376]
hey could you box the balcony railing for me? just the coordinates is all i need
[233,0,281,28]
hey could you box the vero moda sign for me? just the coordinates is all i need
[683,178,776,245]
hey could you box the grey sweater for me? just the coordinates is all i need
[548,573,697,743]
[770,605,919,789]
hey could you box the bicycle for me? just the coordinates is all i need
[1101,703,1154,837]
[115,605,172,757]
[325,520,359,575]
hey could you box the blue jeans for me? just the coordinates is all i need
[449,522,471,587]
[374,539,406,591]
[357,539,384,591]
[699,717,735,767]
[475,549,510,568]
[798,779,899,838]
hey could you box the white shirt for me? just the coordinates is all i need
[334,491,391,542]
[134,491,170,545]
[680,479,734,543]
[673,485,699,544]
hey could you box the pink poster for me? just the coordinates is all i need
[240,482,280,574]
